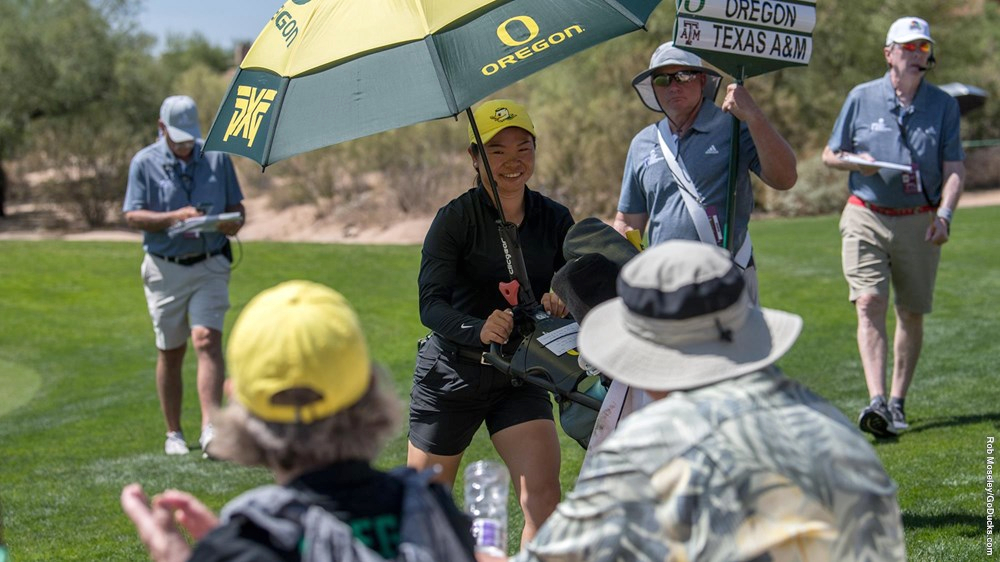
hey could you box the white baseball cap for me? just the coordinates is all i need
[885,17,934,46]
[159,95,201,143]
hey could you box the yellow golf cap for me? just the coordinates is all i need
[467,99,536,145]
[227,280,371,424]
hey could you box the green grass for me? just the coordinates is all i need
[1,207,997,560]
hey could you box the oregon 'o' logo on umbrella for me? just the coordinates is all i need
[496,16,540,46]
[482,16,586,76]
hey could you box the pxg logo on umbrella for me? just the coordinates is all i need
[223,86,278,149]
[203,0,661,168]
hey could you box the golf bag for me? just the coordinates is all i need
[482,218,639,449]
[483,309,606,449]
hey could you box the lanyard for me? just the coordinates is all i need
[655,122,752,268]
[894,107,936,206]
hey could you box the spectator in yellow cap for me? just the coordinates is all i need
[407,99,574,546]
[121,280,475,561]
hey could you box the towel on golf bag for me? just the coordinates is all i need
[552,218,650,454]
[561,217,639,269]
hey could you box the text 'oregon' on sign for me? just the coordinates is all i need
[673,0,816,79]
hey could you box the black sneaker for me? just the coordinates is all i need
[858,396,898,438]
[888,399,909,431]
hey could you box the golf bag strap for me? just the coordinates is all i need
[656,123,752,269]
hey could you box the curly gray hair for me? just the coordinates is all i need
[207,365,401,472]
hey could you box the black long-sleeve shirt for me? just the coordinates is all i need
[418,184,575,348]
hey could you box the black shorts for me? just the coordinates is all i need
[408,334,554,456]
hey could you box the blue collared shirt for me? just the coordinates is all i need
[123,137,244,256]
[618,101,761,249]
[827,73,964,208]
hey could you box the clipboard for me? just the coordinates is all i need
[167,212,243,238]
[839,154,911,172]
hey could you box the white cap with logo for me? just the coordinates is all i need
[160,95,202,143]
[885,17,934,46]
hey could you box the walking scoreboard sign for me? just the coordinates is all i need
[671,0,815,254]
[673,0,816,79]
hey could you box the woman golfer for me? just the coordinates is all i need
[406,99,574,547]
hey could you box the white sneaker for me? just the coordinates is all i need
[165,432,190,455]
[199,424,215,459]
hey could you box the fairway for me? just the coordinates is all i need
[0,207,997,560]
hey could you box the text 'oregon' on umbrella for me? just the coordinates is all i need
[204,0,661,308]
[204,0,660,169]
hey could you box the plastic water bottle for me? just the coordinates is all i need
[464,460,509,557]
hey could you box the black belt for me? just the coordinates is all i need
[149,249,223,266]
[432,334,489,365]
[455,346,489,365]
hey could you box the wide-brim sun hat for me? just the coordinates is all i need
[467,98,536,145]
[579,240,802,392]
[227,280,372,424]
[632,41,722,112]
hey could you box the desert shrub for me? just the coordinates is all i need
[760,154,849,217]
[964,145,1000,192]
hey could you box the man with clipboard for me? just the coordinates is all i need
[822,17,965,438]
[122,95,246,457]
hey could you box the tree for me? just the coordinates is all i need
[160,33,233,78]
[0,0,159,220]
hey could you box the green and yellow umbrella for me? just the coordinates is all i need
[204,0,660,168]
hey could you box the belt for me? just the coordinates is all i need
[149,249,224,266]
[433,334,490,365]
[455,346,489,365]
[848,195,936,216]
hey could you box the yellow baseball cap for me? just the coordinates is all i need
[467,99,536,146]
[227,280,371,424]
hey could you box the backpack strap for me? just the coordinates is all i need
[220,470,473,562]
[219,485,311,553]
[221,485,384,562]
[390,467,475,561]
[655,122,753,268]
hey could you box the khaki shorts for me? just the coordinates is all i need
[141,254,231,350]
[840,203,940,314]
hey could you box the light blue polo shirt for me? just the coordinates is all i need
[618,101,761,250]
[827,73,964,208]
[123,137,243,257]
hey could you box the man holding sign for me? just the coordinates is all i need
[822,17,965,438]
[613,41,797,305]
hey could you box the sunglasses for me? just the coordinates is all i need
[652,71,701,88]
[897,41,931,53]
